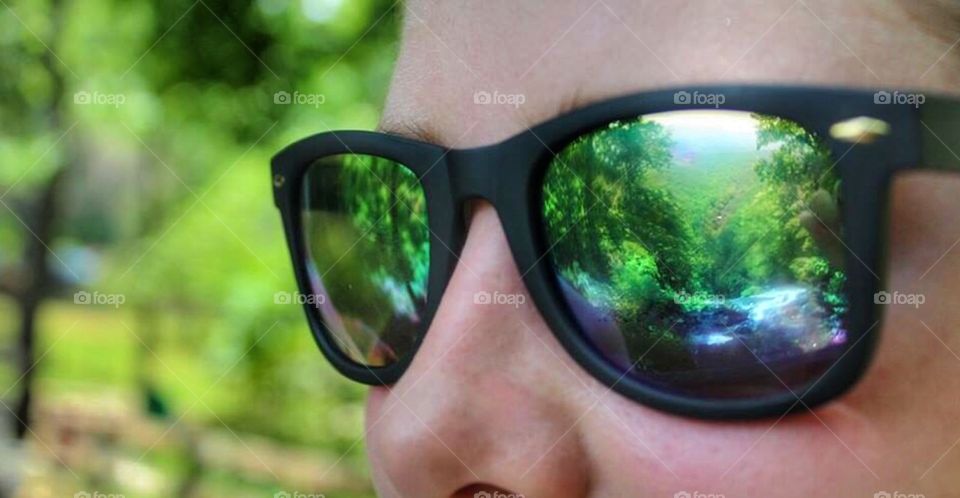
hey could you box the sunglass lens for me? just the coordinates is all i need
[300,154,430,367]
[543,110,848,400]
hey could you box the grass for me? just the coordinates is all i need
[0,297,375,498]
[35,302,139,390]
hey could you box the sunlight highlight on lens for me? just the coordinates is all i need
[543,110,847,399]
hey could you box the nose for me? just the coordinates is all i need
[365,201,592,498]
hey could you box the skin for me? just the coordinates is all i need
[363,1,960,496]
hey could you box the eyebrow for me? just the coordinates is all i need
[374,86,593,147]
[376,117,438,144]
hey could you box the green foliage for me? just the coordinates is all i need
[544,119,695,291]
[300,154,429,365]
[339,155,430,299]
[1,0,401,496]
[543,111,848,373]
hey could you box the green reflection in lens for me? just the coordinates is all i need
[543,111,847,391]
[302,154,429,367]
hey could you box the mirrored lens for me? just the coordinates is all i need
[301,154,430,367]
[543,110,847,400]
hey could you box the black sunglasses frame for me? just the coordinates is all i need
[272,85,955,419]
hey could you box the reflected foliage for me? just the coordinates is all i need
[302,154,429,366]
[543,111,848,397]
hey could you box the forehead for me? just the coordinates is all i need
[381,0,960,146]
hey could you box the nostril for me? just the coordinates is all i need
[453,483,521,498]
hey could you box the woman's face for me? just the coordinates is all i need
[364,1,960,496]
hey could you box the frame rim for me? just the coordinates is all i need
[272,84,937,419]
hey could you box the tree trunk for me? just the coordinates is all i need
[11,0,67,440]
[12,168,65,439]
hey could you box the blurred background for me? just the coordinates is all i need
[0,0,400,496]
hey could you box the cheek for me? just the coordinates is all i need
[365,385,398,445]
[582,398,884,496]
[885,172,960,288]
[867,173,960,407]
[365,386,391,427]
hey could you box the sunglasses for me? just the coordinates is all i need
[270,85,960,419]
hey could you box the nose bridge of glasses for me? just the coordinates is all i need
[446,144,504,203]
